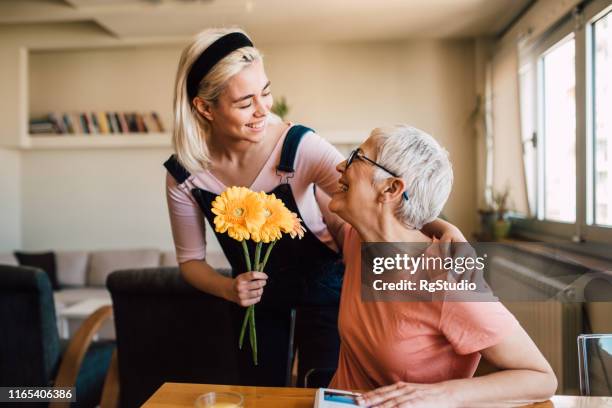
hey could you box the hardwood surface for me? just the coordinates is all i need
[50,305,114,408]
[142,383,612,407]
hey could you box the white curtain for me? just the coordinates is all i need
[488,42,530,215]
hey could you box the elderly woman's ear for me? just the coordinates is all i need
[379,177,406,203]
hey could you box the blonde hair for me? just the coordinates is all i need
[172,28,263,173]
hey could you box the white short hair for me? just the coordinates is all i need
[371,125,453,229]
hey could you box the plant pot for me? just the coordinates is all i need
[478,209,496,240]
[493,219,511,240]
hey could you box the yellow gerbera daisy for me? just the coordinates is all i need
[251,192,295,243]
[212,187,266,242]
[283,211,306,239]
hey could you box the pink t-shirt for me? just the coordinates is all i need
[166,125,345,264]
[330,225,521,390]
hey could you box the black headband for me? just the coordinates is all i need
[186,32,254,100]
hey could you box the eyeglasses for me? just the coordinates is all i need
[346,149,409,201]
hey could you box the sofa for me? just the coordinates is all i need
[0,249,231,338]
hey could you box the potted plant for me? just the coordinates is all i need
[271,96,289,120]
[492,186,511,240]
[477,207,496,240]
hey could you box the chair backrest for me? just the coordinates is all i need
[578,333,612,396]
[107,268,293,408]
[304,367,335,388]
[0,265,61,386]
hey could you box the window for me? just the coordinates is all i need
[592,11,611,227]
[516,0,612,246]
[538,35,576,223]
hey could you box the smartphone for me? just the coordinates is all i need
[314,388,362,407]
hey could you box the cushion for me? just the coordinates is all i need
[73,339,115,408]
[54,288,112,309]
[0,253,18,266]
[55,251,89,287]
[14,251,60,290]
[87,249,160,286]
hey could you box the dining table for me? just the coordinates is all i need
[142,383,612,407]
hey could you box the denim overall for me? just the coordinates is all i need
[164,125,343,386]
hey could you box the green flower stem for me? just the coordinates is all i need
[254,242,262,272]
[260,241,277,271]
[238,305,251,349]
[239,240,253,350]
[249,242,263,366]
[250,304,258,365]
[241,240,252,271]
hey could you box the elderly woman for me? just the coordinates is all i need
[328,125,557,407]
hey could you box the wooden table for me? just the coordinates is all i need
[142,383,612,407]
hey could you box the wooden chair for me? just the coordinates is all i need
[107,267,295,407]
[0,265,115,408]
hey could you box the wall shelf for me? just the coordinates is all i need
[23,133,172,150]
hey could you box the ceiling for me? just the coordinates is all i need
[0,0,533,43]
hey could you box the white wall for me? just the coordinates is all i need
[2,22,479,252]
[264,40,478,235]
[0,148,21,251]
[21,148,174,251]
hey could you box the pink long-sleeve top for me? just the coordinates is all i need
[166,125,345,264]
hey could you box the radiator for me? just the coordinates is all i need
[489,255,584,394]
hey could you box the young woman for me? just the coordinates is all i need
[164,28,464,385]
[327,125,557,407]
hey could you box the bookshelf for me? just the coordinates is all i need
[18,40,364,151]
[22,41,180,150]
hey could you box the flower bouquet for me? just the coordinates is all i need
[211,186,305,365]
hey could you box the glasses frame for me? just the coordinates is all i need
[346,149,409,201]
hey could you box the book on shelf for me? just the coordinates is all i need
[29,120,57,134]
[152,112,165,132]
[88,112,99,135]
[85,113,93,134]
[48,113,66,134]
[107,112,119,134]
[117,112,129,133]
[135,113,147,133]
[62,114,73,134]
[79,113,88,134]
[96,112,110,134]
[125,113,136,132]
[28,111,166,136]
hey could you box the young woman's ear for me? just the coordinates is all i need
[380,178,406,203]
[193,97,214,121]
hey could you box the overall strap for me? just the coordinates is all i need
[276,125,314,174]
[163,154,191,184]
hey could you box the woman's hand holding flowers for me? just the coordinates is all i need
[229,271,268,307]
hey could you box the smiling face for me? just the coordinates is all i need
[329,135,384,225]
[196,58,273,143]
